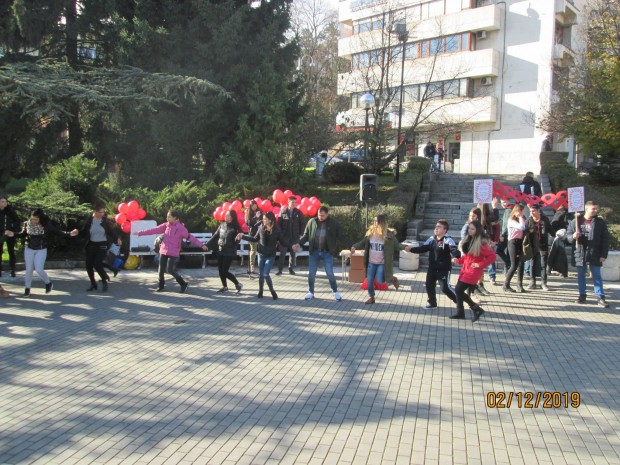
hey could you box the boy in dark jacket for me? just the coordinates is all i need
[525,204,553,291]
[409,220,459,309]
[566,201,610,307]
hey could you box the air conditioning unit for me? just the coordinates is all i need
[476,30,487,40]
[480,77,494,86]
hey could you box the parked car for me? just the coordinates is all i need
[337,148,367,163]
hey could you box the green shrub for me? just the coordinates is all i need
[323,162,362,184]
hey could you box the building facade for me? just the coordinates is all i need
[336,0,584,174]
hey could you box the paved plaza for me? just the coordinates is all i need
[0,264,619,465]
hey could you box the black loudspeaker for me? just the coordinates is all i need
[360,174,378,202]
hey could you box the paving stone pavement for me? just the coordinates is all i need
[0,264,619,465]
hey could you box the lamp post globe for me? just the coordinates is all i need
[360,93,375,165]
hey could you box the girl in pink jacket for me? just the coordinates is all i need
[451,220,496,322]
[135,210,206,293]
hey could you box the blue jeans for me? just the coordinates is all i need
[577,265,605,298]
[308,250,338,294]
[366,262,385,297]
[258,254,275,293]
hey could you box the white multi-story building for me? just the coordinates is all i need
[336,0,584,174]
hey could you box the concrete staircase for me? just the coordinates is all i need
[406,172,524,268]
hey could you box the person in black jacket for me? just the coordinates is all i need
[0,196,20,277]
[238,211,286,300]
[5,208,78,296]
[79,202,122,292]
[566,201,611,307]
[409,220,459,309]
[518,172,542,197]
[525,204,553,291]
[276,197,304,275]
[206,210,243,294]
[244,200,262,274]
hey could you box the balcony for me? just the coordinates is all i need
[553,43,574,67]
[337,49,500,95]
[555,0,579,26]
[339,3,501,50]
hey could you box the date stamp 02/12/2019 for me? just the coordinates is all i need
[486,392,581,409]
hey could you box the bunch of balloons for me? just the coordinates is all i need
[492,181,568,210]
[115,200,147,233]
[211,189,323,230]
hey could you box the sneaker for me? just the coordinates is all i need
[575,294,586,303]
[235,283,243,295]
[45,282,53,294]
[490,278,497,286]
[216,287,228,293]
[425,303,437,309]
[333,291,342,302]
[541,283,549,291]
[365,296,375,304]
[179,282,188,294]
[597,297,609,308]
[526,283,536,290]
[304,292,314,300]
[288,269,296,275]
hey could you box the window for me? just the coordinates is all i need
[445,35,459,53]
[444,80,460,98]
[404,85,419,102]
[405,43,419,59]
[427,82,443,99]
[461,32,470,51]
[430,38,443,55]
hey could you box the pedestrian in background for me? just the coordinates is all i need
[0,196,20,277]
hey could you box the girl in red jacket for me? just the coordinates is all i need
[451,220,497,322]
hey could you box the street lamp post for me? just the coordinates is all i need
[360,93,375,166]
[392,20,408,183]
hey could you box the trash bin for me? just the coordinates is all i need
[399,240,419,271]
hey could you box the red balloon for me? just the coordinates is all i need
[136,208,147,220]
[307,204,318,217]
[236,210,245,223]
[260,199,272,212]
[121,221,131,233]
[126,210,138,221]
[118,202,128,214]
[243,199,252,208]
[241,223,249,233]
[231,200,243,212]
[294,194,302,204]
[272,189,284,205]
[311,198,321,207]
[115,213,127,224]
[222,202,232,211]
[272,206,281,217]
[309,196,318,203]
[217,210,226,222]
[283,189,294,201]
[127,200,140,213]
[253,197,262,205]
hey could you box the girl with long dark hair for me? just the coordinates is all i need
[503,204,527,293]
[206,210,243,293]
[79,202,122,292]
[238,211,285,299]
[451,220,496,322]
[5,208,78,296]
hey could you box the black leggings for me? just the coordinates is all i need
[218,255,239,288]
[455,280,478,311]
[505,238,524,287]
[0,237,16,274]
[86,242,109,285]
[158,255,185,288]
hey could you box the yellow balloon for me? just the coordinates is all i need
[124,255,140,270]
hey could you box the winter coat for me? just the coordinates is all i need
[352,231,406,282]
[15,221,71,250]
[298,217,345,255]
[526,214,553,252]
[279,207,304,243]
[0,206,19,233]
[247,211,263,236]
[410,235,459,271]
[206,221,240,257]
[455,243,497,285]
[242,224,287,257]
[138,222,203,257]
[566,216,610,267]
[518,175,542,197]
[548,235,568,278]
[79,215,119,245]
